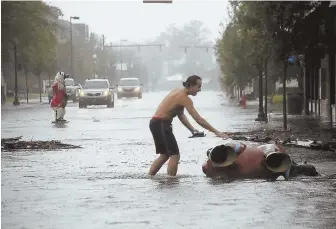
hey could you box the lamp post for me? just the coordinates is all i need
[143,0,173,3]
[13,40,20,106]
[70,16,80,78]
[120,39,127,78]
[92,54,97,79]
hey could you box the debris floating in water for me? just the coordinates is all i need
[1,136,82,151]
[228,131,336,152]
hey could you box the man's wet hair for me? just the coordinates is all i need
[182,75,202,88]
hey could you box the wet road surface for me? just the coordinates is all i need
[2,91,336,229]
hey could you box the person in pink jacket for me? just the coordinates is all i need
[50,72,68,122]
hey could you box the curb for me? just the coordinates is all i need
[1,102,50,110]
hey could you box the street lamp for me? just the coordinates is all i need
[12,40,20,106]
[70,16,80,79]
[143,0,173,3]
[92,54,97,79]
[120,39,127,78]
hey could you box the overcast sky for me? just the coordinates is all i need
[48,0,230,44]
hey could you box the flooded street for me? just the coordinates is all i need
[2,91,336,229]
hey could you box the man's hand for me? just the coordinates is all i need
[215,131,230,139]
[192,129,201,134]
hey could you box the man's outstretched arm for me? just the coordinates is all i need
[178,113,196,133]
[182,98,219,134]
[181,98,230,139]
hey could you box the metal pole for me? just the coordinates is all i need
[255,62,265,121]
[104,44,165,48]
[13,42,20,106]
[70,17,73,78]
[39,74,42,103]
[120,40,123,78]
[25,69,28,104]
[264,59,268,123]
[102,35,105,51]
[283,61,288,130]
[102,35,105,76]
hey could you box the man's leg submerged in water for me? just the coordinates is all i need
[148,153,180,176]
[148,154,169,176]
[148,118,180,176]
[167,154,180,176]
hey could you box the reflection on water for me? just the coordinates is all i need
[152,176,181,190]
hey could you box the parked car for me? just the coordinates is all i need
[78,79,114,108]
[47,86,53,104]
[64,78,79,102]
[117,77,143,99]
[74,83,82,91]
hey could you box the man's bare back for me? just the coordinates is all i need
[153,88,188,120]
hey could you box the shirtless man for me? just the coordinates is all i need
[148,75,229,176]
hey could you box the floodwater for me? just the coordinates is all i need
[2,91,336,229]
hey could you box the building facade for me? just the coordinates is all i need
[303,3,336,124]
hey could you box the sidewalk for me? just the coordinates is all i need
[1,96,50,110]
[240,99,336,141]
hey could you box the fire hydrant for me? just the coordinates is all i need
[240,95,247,109]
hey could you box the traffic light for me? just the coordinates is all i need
[143,0,173,3]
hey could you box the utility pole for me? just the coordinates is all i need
[104,43,165,50]
[102,35,105,51]
[13,41,20,106]
[120,40,123,78]
[264,60,268,123]
[105,44,209,52]
[179,45,212,53]
[104,43,209,81]
[255,66,265,122]
[283,61,288,131]
[70,18,73,77]
[179,45,213,78]
[102,35,106,76]
[104,42,164,79]
[70,16,80,78]
[143,0,173,3]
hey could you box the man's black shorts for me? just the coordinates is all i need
[149,118,179,156]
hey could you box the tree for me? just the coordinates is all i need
[215,20,257,95]
[215,0,327,126]
[216,1,321,90]
[2,1,61,61]
[1,1,62,89]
